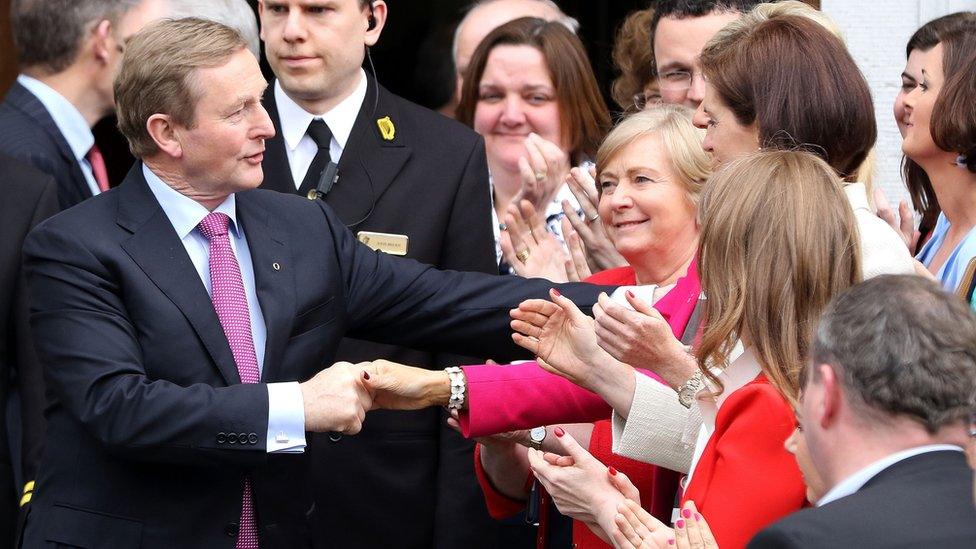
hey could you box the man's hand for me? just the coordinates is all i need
[300,361,373,434]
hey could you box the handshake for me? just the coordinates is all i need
[298,360,457,435]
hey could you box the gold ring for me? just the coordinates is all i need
[534,171,546,182]
[587,212,600,223]
[516,248,531,263]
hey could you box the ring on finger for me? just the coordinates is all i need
[535,171,546,182]
[516,248,531,263]
[586,212,600,223]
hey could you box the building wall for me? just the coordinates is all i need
[822,0,976,209]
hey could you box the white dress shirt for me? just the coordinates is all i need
[17,74,101,197]
[817,444,964,506]
[274,69,369,188]
[143,165,306,453]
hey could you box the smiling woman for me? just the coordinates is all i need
[456,16,610,229]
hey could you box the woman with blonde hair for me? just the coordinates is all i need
[517,150,862,548]
[366,104,709,548]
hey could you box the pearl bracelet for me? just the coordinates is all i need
[444,366,467,411]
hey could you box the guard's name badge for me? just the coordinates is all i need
[357,231,408,256]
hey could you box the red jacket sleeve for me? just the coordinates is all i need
[472,443,530,519]
[681,379,807,549]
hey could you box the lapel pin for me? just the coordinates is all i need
[272,262,281,271]
[377,116,395,141]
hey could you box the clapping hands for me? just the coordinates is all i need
[510,289,619,391]
[612,500,718,549]
[514,133,572,213]
[593,292,697,389]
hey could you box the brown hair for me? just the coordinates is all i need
[455,17,611,163]
[902,13,976,237]
[12,0,141,73]
[931,28,976,174]
[699,15,876,180]
[114,17,248,158]
[696,150,861,402]
[610,8,657,113]
[595,105,710,206]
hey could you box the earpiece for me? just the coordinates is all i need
[367,1,377,31]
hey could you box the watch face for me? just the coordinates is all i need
[530,426,546,443]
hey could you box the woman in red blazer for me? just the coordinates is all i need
[514,151,862,548]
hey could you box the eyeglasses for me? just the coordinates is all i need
[657,69,705,92]
[632,91,663,111]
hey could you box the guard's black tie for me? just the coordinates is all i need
[299,118,334,196]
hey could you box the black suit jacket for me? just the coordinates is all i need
[0,82,93,210]
[748,450,976,548]
[0,154,58,546]
[21,165,606,548]
[262,80,507,548]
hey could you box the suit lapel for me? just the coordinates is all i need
[235,193,296,382]
[261,85,299,195]
[325,80,411,229]
[8,82,92,201]
[117,165,240,385]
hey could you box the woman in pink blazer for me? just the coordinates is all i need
[367,105,710,547]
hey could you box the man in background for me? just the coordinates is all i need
[751,275,976,547]
[649,0,762,108]
[0,154,57,545]
[256,1,503,546]
[0,0,169,208]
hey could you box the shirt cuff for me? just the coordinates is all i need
[267,382,306,454]
[611,373,699,473]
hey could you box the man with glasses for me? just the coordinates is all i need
[649,0,763,108]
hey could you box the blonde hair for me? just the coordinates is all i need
[114,18,248,158]
[731,1,844,42]
[696,150,862,403]
[595,105,710,206]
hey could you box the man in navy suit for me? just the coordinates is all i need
[749,275,976,548]
[21,18,605,548]
[0,0,168,209]
[0,154,58,545]
[255,1,510,545]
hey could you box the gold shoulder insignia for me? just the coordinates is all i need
[377,116,395,141]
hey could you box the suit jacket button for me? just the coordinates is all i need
[328,432,342,442]
[225,522,239,537]
[227,433,239,444]
[248,433,259,444]
[217,432,227,444]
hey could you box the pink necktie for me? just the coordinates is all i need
[198,212,260,549]
[86,144,111,192]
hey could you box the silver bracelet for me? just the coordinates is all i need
[445,367,467,410]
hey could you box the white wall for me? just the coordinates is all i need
[821,0,976,207]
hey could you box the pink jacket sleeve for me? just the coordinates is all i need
[459,361,612,437]
[458,261,701,438]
